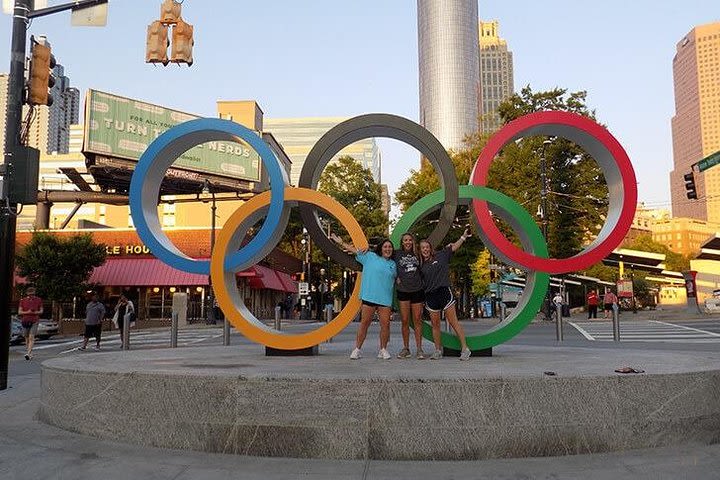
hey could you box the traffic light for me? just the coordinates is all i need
[27,38,55,106]
[160,0,181,24]
[684,172,698,200]
[146,20,170,65]
[170,18,194,66]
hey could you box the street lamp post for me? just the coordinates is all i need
[301,228,309,320]
[201,180,216,325]
[319,268,325,321]
[539,139,552,320]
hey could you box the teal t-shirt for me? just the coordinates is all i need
[356,251,397,307]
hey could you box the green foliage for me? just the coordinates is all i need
[623,234,690,272]
[488,86,609,260]
[318,155,388,242]
[470,249,491,296]
[497,86,596,122]
[632,277,653,307]
[15,232,107,319]
[584,263,619,282]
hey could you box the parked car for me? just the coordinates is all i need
[10,318,23,345]
[36,319,59,340]
[8,316,58,343]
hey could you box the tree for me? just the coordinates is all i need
[488,86,609,260]
[624,234,690,272]
[318,155,388,242]
[15,232,107,321]
[470,249,491,296]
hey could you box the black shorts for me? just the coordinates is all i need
[397,290,425,304]
[84,324,102,340]
[603,303,613,311]
[425,287,455,312]
[362,300,391,309]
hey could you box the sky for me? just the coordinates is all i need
[1,0,718,214]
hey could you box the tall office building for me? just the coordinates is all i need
[417,0,480,151]
[670,22,720,222]
[261,117,382,187]
[479,20,514,133]
[25,63,80,155]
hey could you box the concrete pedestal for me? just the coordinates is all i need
[39,344,720,460]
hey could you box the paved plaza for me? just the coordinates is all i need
[3,308,720,478]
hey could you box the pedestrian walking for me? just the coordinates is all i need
[331,233,397,360]
[18,286,43,361]
[394,232,426,359]
[419,228,472,361]
[79,293,106,351]
[603,289,618,318]
[112,294,135,348]
[587,289,599,319]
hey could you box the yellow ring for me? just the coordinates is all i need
[211,187,368,349]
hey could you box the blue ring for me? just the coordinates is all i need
[129,118,286,275]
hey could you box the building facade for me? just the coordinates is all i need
[417,0,480,151]
[261,116,382,186]
[670,22,720,222]
[479,20,514,133]
[650,217,720,257]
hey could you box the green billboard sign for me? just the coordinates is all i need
[83,89,261,182]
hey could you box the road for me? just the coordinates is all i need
[8,315,720,377]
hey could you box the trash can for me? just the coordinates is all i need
[562,304,570,317]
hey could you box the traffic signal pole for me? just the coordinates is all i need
[0,0,108,391]
[0,0,32,392]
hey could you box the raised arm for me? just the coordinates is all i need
[330,233,366,254]
[449,228,471,252]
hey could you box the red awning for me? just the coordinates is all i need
[276,271,298,293]
[88,258,255,287]
[249,265,288,292]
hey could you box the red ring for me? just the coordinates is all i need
[470,111,637,274]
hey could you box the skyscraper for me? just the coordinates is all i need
[25,63,80,155]
[262,117,381,187]
[670,22,720,222]
[479,20,514,133]
[417,0,480,151]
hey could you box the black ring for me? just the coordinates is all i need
[298,113,459,270]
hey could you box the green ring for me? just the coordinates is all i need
[390,185,550,350]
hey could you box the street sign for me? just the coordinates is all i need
[298,282,309,295]
[616,279,633,298]
[697,150,720,172]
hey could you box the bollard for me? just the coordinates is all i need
[555,303,564,341]
[274,305,281,331]
[325,305,333,342]
[122,317,130,350]
[500,302,506,321]
[171,312,178,348]
[223,318,230,346]
[612,304,620,341]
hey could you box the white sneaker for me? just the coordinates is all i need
[460,348,471,361]
[350,348,362,360]
[377,348,391,360]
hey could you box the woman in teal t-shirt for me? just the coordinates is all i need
[331,233,397,360]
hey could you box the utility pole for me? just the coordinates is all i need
[539,139,552,320]
[0,0,31,392]
[0,0,108,391]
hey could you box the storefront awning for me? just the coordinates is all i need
[277,271,298,293]
[249,265,295,292]
[88,258,255,287]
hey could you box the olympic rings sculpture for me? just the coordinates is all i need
[129,111,637,351]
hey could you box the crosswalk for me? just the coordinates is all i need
[12,328,223,353]
[569,320,720,343]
